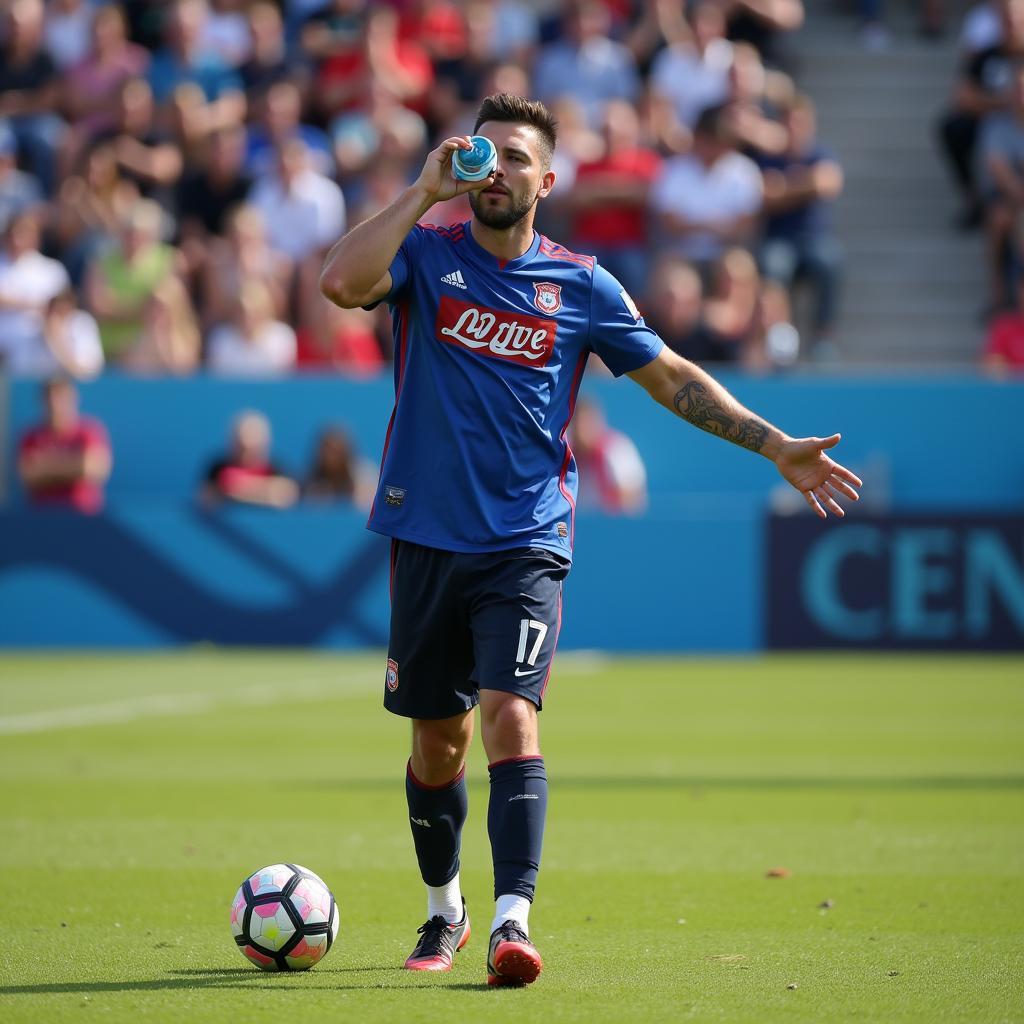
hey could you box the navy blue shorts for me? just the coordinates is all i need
[383,540,570,720]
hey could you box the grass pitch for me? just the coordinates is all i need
[0,652,1021,1023]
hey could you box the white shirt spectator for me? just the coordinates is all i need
[202,7,252,68]
[44,0,96,70]
[0,250,70,374]
[207,320,297,376]
[961,2,1002,53]
[652,152,763,262]
[651,39,733,129]
[23,309,104,378]
[533,37,640,127]
[248,168,346,262]
[490,2,539,61]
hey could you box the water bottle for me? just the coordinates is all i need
[452,136,497,182]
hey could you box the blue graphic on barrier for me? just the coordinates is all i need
[0,508,391,647]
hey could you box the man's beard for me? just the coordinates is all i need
[469,187,538,230]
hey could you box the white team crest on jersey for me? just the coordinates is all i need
[533,282,562,314]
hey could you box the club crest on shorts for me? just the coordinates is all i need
[533,282,562,314]
[386,658,399,692]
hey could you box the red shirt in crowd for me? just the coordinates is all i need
[18,417,111,514]
[572,148,662,246]
[295,327,385,375]
[984,312,1024,368]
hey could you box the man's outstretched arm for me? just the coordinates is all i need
[627,347,862,518]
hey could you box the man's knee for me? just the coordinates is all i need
[480,692,539,760]
[411,714,472,783]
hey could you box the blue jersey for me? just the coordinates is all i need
[367,220,663,560]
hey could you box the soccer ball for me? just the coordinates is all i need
[230,863,340,971]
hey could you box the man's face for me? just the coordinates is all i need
[468,121,554,231]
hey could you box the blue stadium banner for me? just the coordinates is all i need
[766,514,1024,650]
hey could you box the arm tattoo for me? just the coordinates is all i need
[672,381,769,453]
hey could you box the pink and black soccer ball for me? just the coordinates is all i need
[229,863,340,971]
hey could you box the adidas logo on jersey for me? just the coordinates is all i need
[441,269,468,290]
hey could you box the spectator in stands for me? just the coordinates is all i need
[201,409,298,508]
[961,0,1003,54]
[245,80,332,179]
[147,0,246,146]
[568,395,648,515]
[725,42,791,157]
[36,288,105,380]
[650,1,733,146]
[96,77,184,216]
[568,99,661,300]
[0,211,73,376]
[312,6,433,123]
[201,0,252,70]
[700,247,763,363]
[651,104,763,267]
[43,0,96,72]
[176,122,252,273]
[248,138,346,265]
[62,5,151,156]
[979,58,1024,310]
[331,79,427,185]
[84,198,177,363]
[202,203,291,328]
[18,375,112,513]
[470,0,539,69]
[939,0,1024,229]
[723,0,804,63]
[304,424,375,508]
[300,0,369,64]
[296,294,385,373]
[982,270,1024,368]
[533,0,641,127]
[758,94,844,353]
[0,121,44,233]
[55,138,139,287]
[206,280,297,375]
[644,254,728,363]
[240,2,296,103]
[0,0,66,195]
[121,274,201,375]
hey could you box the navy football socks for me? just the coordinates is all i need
[405,760,468,886]
[487,756,548,901]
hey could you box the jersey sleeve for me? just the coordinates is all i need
[587,264,664,377]
[362,224,428,310]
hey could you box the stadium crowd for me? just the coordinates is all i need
[938,0,1024,370]
[0,0,851,381]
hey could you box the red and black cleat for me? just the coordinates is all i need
[486,920,543,987]
[403,901,470,972]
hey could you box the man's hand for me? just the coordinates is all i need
[774,434,862,518]
[413,136,497,205]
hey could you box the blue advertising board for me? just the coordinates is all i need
[766,514,1024,649]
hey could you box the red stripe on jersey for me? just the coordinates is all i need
[556,351,588,547]
[539,236,595,269]
[368,300,410,523]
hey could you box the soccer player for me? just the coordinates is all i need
[319,93,862,987]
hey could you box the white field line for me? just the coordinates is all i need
[0,678,370,736]
[0,652,611,737]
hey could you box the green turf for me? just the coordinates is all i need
[0,652,1022,1023]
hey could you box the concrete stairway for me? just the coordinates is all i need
[791,0,985,365]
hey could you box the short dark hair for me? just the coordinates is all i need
[473,93,559,167]
[693,104,731,142]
